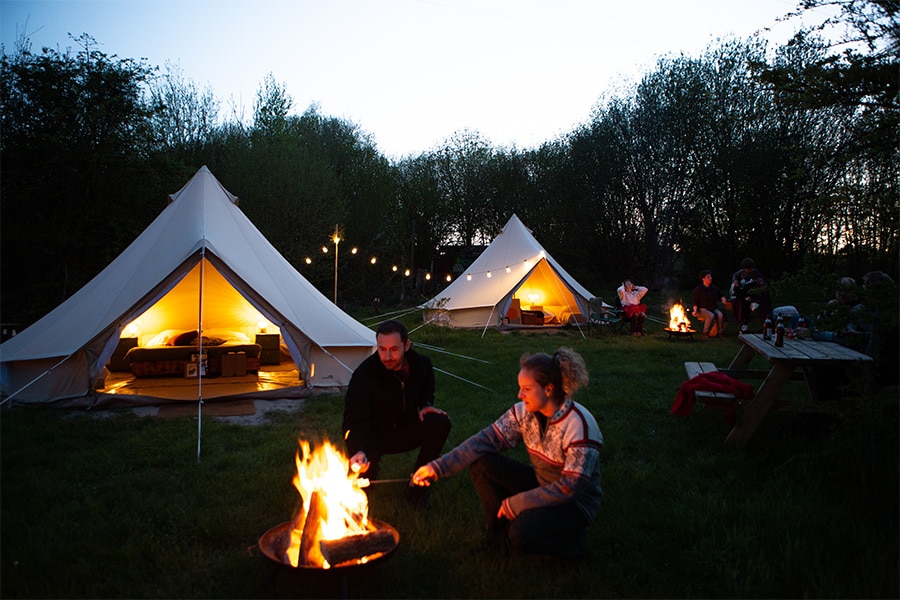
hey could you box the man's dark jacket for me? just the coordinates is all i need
[341,348,435,458]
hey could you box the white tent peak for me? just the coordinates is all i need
[1,166,375,406]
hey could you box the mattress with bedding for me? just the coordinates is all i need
[124,329,261,377]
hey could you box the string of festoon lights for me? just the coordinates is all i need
[300,227,547,289]
[459,251,546,281]
[303,248,452,281]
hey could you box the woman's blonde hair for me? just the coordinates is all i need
[520,347,589,402]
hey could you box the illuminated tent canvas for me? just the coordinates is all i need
[421,214,594,329]
[0,166,375,406]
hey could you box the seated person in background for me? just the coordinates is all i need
[692,270,728,338]
[810,272,898,399]
[814,277,862,345]
[832,276,859,308]
[859,271,899,386]
[816,272,896,355]
[342,319,451,508]
[730,257,772,332]
[813,277,858,335]
[617,279,649,337]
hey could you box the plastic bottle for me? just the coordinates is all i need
[763,316,772,340]
[774,317,785,347]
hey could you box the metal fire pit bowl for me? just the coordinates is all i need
[664,328,697,341]
[258,519,400,572]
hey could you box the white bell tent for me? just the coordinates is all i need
[0,166,375,407]
[422,214,594,329]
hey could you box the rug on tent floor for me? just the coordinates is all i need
[156,399,256,418]
[100,365,304,401]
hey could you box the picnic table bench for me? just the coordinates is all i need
[682,360,796,411]
[683,361,746,410]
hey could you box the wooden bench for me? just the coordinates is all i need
[684,361,794,413]
[683,361,747,410]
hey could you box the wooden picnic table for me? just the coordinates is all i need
[721,333,874,446]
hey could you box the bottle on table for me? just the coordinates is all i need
[774,316,785,347]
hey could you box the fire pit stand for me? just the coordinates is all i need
[255,519,400,599]
[664,328,697,341]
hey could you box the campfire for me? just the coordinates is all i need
[666,302,696,334]
[258,440,399,570]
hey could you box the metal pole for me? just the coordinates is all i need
[333,226,340,304]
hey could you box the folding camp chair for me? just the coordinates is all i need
[588,297,625,335]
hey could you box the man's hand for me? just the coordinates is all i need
[418,405,447,421]
[348,451,370,474]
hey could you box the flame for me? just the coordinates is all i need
[668,302,693,331]
[285,440,372,568]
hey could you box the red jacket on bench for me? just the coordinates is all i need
[671,371,754,416]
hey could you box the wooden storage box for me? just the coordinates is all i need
[521,310,544,326]
[256,333,281,365]
[221,352,247,377]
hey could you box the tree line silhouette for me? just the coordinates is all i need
[2,1,896,326]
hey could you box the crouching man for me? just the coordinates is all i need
[342,319,451,508]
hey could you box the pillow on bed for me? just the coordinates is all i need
[146,329,181,347]
[203,329,252,344]
[171,330,199,346]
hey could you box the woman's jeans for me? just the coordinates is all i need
[469,453,588,558]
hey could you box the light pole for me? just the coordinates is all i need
[332,225,341,304]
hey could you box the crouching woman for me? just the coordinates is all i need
[411,347,603,559]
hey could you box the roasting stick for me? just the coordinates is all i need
[355,477,413,488]
[347,446,415,487]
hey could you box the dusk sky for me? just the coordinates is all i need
[1,0,823,158]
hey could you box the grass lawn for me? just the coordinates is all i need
[2,318,897,598]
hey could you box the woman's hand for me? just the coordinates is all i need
[411,464,437,487]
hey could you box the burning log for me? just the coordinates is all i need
[299,490,328,566]
[319,529,398,566]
